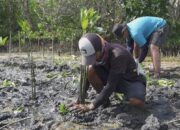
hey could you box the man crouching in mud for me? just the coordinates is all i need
[69,33,146,112]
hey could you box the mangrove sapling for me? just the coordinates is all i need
[79,65,88,104]
[30,58,36,100]
[29,38,36,100]
[78,7,102,104]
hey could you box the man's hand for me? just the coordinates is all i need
[134,58,145,76]
[68,103,95,113]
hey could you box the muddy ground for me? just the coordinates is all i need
[0,56,179,130]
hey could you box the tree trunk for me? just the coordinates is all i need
[8,0,12,57]
[52,38,54,62]
[38,38,40,51]
[21,0,34,30]
[8,31,12,57]
[42,42,44,59]
[71,35,73,55]
[18,31,21,53]
[58,41,61,56]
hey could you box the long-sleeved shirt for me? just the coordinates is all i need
[93,43,146,108]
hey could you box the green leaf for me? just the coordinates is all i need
[59,103,68,114]
[61,71,71,78]
[115,93,124,101]
[0,36,8,46]
[46,72,57,78]
[18,20,31,34]
[81,19,89,30]
[157,79,175,87]
[2,79,16,87]
[14,106,24,114]
[2,79,11,87]
[88,8,95,18]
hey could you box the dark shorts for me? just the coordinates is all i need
[93,65,146,101]
[149,24,169,47]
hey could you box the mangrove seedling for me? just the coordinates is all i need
[2,79,15,87]
[79,65,88,104]
[59,103,68,114]
[31,61,36,100]
[115,93,124,103]
[14,106,24,115]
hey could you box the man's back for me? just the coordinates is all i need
[127,16,166,46]
[103,43,145,83]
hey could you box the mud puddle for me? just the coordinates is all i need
[0,57,179,130]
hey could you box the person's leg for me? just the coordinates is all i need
[149,24,169,78]
[87,65,109,93]
[87,65,104,93]
[119,79,146,107]
[128,98,145,107]
[150,44,161,78]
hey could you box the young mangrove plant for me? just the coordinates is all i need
[79,65,88,104]
[79,7,102,104]
[31,60,36,100]
[18,20,36,100]
[2,79,15,87]
[59,103,68,115]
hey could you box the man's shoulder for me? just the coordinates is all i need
[109,43,129,59]
[109,43,126,49]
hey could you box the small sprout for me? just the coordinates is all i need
[115,93,124,102]
[59,103,68,114]
[14,106,24,115]
[47,72,57,78]
[0,36,8,46]
[61,71,71,78]
[2,79,16,87]
[157,79,175,87]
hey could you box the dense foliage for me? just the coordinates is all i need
[0,0,179,55]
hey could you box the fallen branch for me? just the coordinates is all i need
[0,117,31,129]
[47,75,58,83]
[59,95,76,102]
[165,118,180,124]
[64,81,71,90]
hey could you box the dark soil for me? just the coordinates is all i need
[0,57,179,130]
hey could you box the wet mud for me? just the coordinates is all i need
[0,57,179,130]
